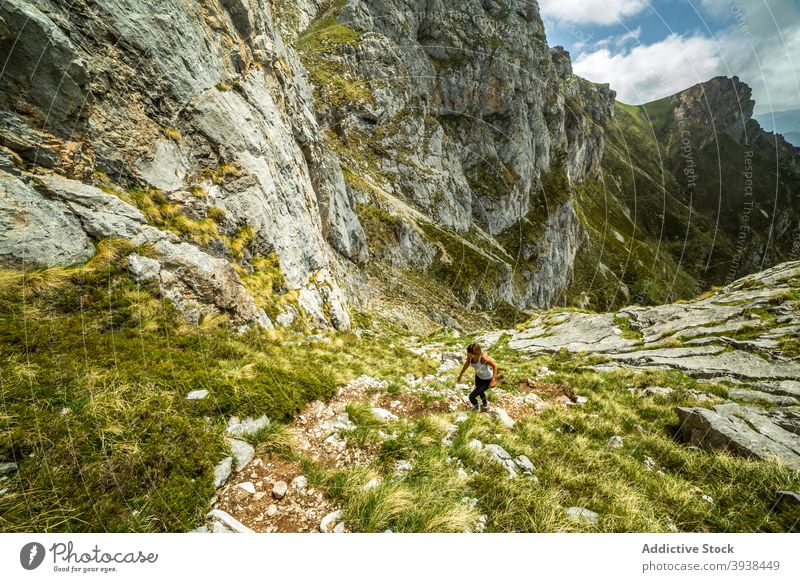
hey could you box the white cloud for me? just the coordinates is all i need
[539,0,648,26]
[573,34,723,104]
[571,1,800,112]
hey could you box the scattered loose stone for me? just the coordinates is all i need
[320,510,343,533]
[334,412,356,430]
[607,435,624,448]
[0,462,17,477]
[475,515,487,533]
[455,413,469,423]
[560,422,577,434]
[702,495,714,505]
[489,407,515,429]
[364,478,381,490]
[468,439,484,451]
[237,481,256,494]
[291,475,308,489]
[333,521,346,533]
[513,455,535,475]
[186,389,208,400]
[641,386,674,398]
[266,505,278,517]
[566,507,599,525]
[272,481,288,500]
[644,457,657,470]
[253,492,266,501]
[395,460,412,472]
[227,415,270,437]
[371,407,398,421]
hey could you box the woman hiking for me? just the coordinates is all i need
[456,342,499,412]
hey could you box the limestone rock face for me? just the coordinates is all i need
[296,0,615,311]
[0,0,617,322]
[676,405,800,470]
[506,260,800,468]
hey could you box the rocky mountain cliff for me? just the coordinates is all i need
[0,0,617,330]
[1,0,798,331]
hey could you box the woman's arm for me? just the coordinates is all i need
[484,355,499,386]
[456,359,470,383]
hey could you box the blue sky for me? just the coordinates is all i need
[539,0,800,114]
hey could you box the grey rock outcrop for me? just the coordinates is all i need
[676,405,800,470]
[504,261,800,467]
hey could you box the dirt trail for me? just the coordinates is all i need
[207,342,580,533]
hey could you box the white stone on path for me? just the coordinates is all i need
[272,481,288,499]
[291,475,307,489]
[237,481,255,494]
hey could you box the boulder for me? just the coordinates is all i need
[0,170,94,268]
[675,405,800,470]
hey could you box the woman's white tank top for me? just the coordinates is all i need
[470,355,493,380]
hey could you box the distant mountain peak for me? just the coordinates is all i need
[670,76,755,141]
